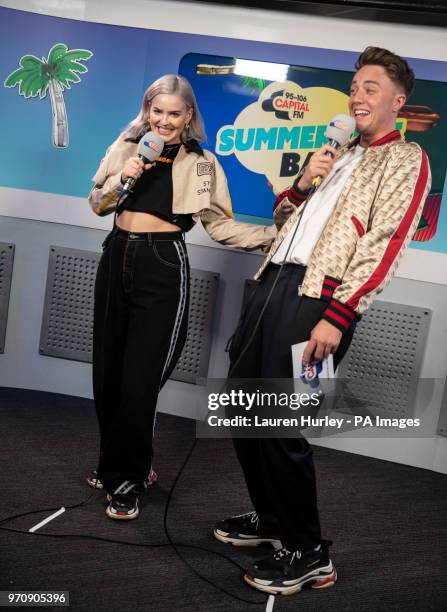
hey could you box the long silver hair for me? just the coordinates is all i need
[123,74,206,143]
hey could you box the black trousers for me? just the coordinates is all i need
[93,227,190,493]
[228,263,355,550]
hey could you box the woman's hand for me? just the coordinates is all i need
[297,144,339,191]
[274,202,295,229]
[121,157,154,184]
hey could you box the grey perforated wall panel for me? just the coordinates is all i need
[335,301,431,417]
[437,380,447,437]
[40,247,100,362]
[40,246,219,383]
[0,242,15,354]
[170,270,220,384]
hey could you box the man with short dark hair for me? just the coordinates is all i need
[213,47,431,596]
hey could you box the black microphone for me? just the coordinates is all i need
[311,114,356,188]
[122,131,165,193]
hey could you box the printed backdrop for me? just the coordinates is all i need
[0,6,446,253]
[180,53,446,243]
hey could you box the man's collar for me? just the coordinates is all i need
[347,129,402,150]
[369,130,402,147]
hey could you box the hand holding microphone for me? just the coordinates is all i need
[121,131,165,193]
[298,114,356,191]
[297,143,340,191]
[121,157,153,188]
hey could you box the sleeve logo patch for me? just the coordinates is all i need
[197,162,214,176]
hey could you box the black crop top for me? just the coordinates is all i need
[121,141,194,232]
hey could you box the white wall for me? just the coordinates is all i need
[1,0,446,61]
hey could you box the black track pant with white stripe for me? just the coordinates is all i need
[93,227,189,493]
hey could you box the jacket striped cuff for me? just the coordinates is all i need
[289,178,310,206]
[321,298,357,332]
[272,190,289,212]
[272,179,309,211]
[320,276,341,301]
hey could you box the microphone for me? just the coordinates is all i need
[311,114,356,188]
[121,131,165,193]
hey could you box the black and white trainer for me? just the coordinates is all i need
[87,468,157,490]
[244,541,337,596]
[105,482,143,520]
[213,511,282,550]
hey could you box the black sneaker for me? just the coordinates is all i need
[105,482,142,520]
[213,511,282,550]
[87,468,157,490]
[244,541,337,595]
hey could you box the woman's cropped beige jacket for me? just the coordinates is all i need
[88,135,277,252]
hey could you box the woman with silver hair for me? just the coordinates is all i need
[88,74,276,520]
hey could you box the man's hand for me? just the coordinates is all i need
[274,201,295,229]
[297,144,339,191]
[302,319,342,364]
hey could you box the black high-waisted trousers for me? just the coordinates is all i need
[93,227,189,493]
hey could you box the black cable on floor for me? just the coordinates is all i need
[0,492,97,526]
[0,521,256,574]
[162,437,267,605]
[0,443,266,606]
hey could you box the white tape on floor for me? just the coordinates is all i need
[28,507,66,532]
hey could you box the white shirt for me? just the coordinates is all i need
[272,145,366,266]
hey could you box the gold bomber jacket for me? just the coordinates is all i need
[257,130,431,332]
[88,135,277,252]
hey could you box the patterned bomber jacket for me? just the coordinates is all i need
[259,130,431,333]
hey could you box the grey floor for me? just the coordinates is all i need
[1,387,446,612]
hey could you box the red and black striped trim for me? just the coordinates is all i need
[320,275,341,302]
[370,130,401,147]
[272,190,289,212]
[288,179,309,205]
[272,180,309,211]
[322,298,357,333]
[351,215,365,237]
[346,148,429,311]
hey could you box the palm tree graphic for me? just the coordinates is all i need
[4,43,93,148]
